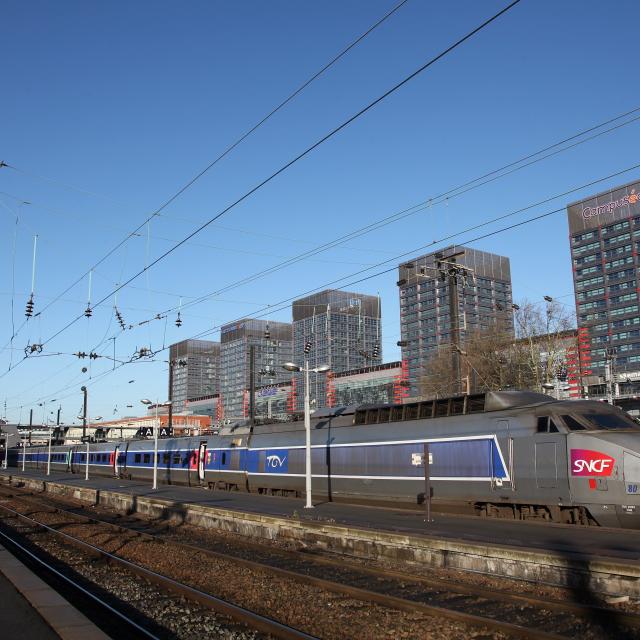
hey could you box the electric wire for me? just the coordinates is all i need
[27,1,524,353]
[0,0,411,344]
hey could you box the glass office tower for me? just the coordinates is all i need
[219,319,293,421]
[397,245,513,397]
[568,180,640,383]
[168,339,220,414]
[292,289,382,410]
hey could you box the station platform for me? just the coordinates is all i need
[2,467,640,597]
[3,467,639,560]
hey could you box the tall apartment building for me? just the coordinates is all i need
[397,245,513,397]
[568,180,640,385]
[219,319,293,421]
[292,289,382,410]
[168,339,220,414]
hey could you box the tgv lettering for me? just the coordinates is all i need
[266,455,286,468]
[573,459,612,474]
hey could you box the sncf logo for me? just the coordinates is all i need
[570,449,615,477]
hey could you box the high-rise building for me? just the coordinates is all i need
[292,289,382,410]
[219,319,293,421]
[397,245,513,397]
[567,180,640,387]
[168,339,220,414]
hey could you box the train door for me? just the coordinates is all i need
[66,450,72,473]
[113,446,121,478]
[492,420,512,490]
[197,441,207,485]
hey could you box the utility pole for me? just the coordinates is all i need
[605,347,617,405]
[249,343,256,431]
[433,251,474,395]
[81,386,88,440]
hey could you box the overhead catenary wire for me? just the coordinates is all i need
[11,160,627,413]
[0,0,411,346]
[30,2,524,353]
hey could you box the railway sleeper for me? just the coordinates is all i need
[475,502,596,525]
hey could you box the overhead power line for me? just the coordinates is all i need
[161,108,640,319]
[34,1,523,353]
[0,0,411,344]
[9,160,634,410]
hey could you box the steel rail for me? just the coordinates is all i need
[0,490,573,640]
[2,485,638,632]
[0,527,161,639]
[0,502,318,640]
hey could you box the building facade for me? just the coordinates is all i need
[397,245,513,397]
[330,361,402,406]
[219,319,293,421]
[292,289,382,410]
[568,180,640,389]
[168,339,220,414]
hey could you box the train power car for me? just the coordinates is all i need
[14,390,640,528]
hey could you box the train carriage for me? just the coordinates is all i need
[12,390,640,528]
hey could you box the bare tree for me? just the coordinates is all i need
[419,300,575,397]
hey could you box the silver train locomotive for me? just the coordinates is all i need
[15,390,640,528]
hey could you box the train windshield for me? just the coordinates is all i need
[582,413,640,430]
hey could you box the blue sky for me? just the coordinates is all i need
[1,0,639,424]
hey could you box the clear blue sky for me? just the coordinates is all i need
[1,0,639,424]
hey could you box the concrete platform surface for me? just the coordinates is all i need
[3,467,640,562]
[0,543,110,640]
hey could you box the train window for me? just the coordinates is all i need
[81,454,85,462]
[435,399,450,417]
[561,415,586,431]
[405,404,419,420]
[102,454,107,462]
[391,406,404,422]
[378,407,391,422]
[134,453,141,463]
[366,409,379,424]
[90,454,95,462]
[143,454,151,464]
[221,452,227,466]
[173,454,180,464]
[536,417,559,433]
[583,413,640,430]
[354,410,367,425]
[451,397,465,415]
[163,453,170,464]
[467,395,485,413]
[419,401,433,419]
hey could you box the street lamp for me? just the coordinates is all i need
[282,361,330,509]
[140,398,171,490]
[1,434,14,470]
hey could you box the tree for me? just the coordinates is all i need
[418,299,576,398]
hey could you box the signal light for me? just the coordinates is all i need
[175,312,182,328]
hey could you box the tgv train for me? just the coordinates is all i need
[12,390,640,528]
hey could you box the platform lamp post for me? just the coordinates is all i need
[1,434,14,470]
[282,361,330,509]
[140,399,171,490]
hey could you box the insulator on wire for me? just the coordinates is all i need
[372,343,380,358]
[84,306,92,318]
[264,323,270,340]
[304,339,312,354]
[25,294,34,318]
[175,312,182,328]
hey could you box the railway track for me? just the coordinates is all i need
[0,484,637,639]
